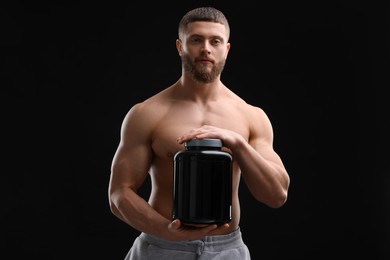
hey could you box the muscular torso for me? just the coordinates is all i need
[142,84,253,235]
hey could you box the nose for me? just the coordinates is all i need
[200,42,212,55]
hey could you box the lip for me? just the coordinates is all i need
[196,59,214,64]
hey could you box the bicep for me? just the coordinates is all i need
[111,141,152,190]
[110,105,154,192]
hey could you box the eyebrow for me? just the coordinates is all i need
[189,34,225,42]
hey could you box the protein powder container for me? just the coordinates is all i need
[172,138,232,226]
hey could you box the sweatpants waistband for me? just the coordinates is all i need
[139,228,244,253]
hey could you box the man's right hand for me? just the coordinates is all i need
[167,219,230,241]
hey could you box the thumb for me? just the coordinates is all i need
[168,219,181,231]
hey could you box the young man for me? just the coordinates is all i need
[108,6,290,259]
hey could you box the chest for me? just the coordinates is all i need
[151,106,250,161]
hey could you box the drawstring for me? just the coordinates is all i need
[196,241,205,256]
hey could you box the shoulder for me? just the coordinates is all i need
[226,89,273,137]
[242,102,274,142]
[126,87,172,119]
[120,87,173,133]
[226,88,268,120]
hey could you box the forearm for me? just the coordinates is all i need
[232,139,289,208]
[109,187,171,238]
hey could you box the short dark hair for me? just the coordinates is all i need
[178,7,230,40]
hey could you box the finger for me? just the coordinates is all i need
[201,224,218,234]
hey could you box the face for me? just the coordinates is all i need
[178,21,230,83]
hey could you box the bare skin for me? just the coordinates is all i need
[108,21,290,241]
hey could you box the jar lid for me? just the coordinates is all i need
[184,138,222,148]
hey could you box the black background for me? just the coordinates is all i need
[2,1,387,259]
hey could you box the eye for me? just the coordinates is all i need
[211,39,222,45]
[191,37,202,43]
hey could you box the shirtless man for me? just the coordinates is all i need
[108,6,290,259]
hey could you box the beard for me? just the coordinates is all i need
[182,54,226,83]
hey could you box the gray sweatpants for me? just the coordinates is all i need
[124,228,251,260]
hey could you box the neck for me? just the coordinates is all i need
[179,72,221,89]
[175,76,224,103]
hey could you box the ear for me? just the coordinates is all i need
[225,42,231,58]
[176,39,183,56]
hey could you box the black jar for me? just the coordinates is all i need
[172,138,232,226]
